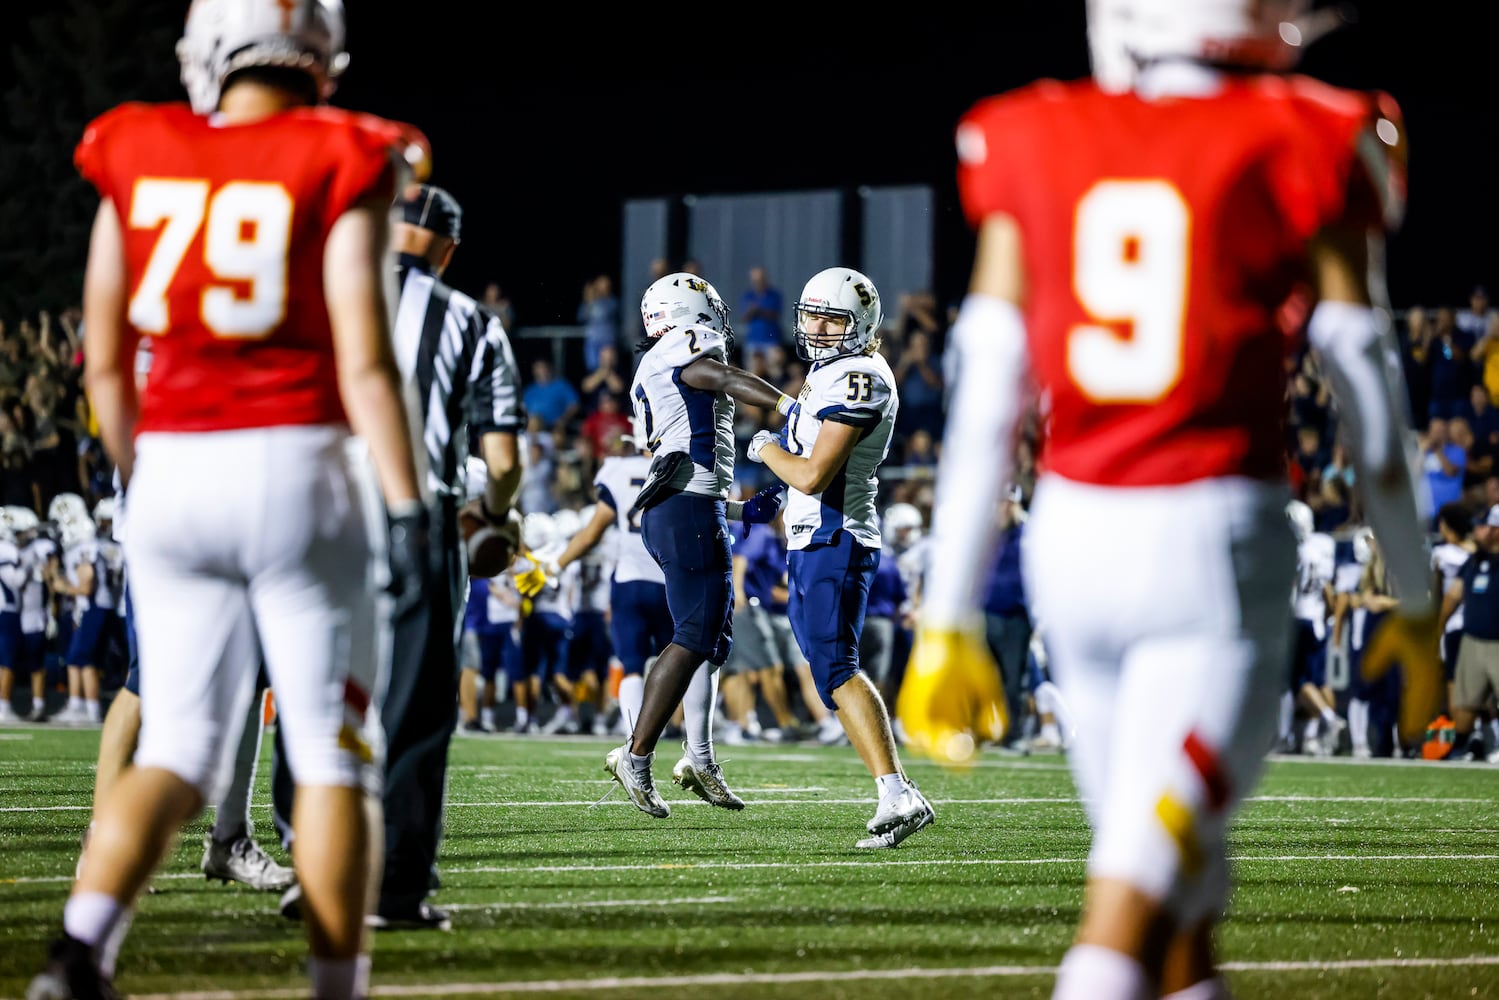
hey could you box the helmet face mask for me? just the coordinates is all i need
[639,273,733,348]
[177,0,349,115]
[793,268,882,364]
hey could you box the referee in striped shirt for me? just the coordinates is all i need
[377,184,524,928]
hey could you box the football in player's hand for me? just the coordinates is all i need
[460,502,521,578]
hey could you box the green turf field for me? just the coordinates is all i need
[2,727,1496,999]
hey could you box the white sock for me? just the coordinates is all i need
[481,707,495,729]
[683,663,718,762]
[618,675,645,734]
[1304,718,1321,742]
[1349,699,1370,754]
[1041,722,1062,744]
[515,706,529,727]
[876,773,904,802]
[1320,706,1339,725]
[68,696,83,712]
[1051,943,1152,1000]
[85,699,101,722]
[33,697,45,714]
[308,955,371,1000]
[1278,691,1294,742]
[1488,718,1499,746]
[1162,977,1229,1000]
[64,891,126,953]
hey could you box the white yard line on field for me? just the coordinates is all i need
[125,955,1499,999]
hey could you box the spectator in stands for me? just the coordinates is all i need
[1462,383,1499,447]
[1402,307,1433,430]
[0,408,31,507]
[1457,284,1496,339]
[1416,306,1476,423]
[1292,425,1330,493]
[737,266,784,370]
[1470,313,1499,407]
[1423,417,1468,517]
[1452,416,1496,492]
[579,394,631,459]
[893,330,944,439]
[577,274,620,372]
[480,282,516,334]
[904,429,938,471]
[1322,441,1355,492]
[1315,475,1352,534]
[519,435,556,514]
[523,359,580,433]
[579,342,628,414]
[1287,362,1331,437]
[895,290,943,342]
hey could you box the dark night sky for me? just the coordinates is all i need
[57,2,1499,326]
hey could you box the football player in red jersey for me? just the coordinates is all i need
[30,3,428,999]
[899,2,1440,998]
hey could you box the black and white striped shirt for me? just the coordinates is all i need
[393,258,523,498]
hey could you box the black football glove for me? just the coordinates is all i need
[386,503,431,619]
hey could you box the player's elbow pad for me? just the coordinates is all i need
[1307,301,1404,478]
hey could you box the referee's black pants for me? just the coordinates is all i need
[269,495,464,910]
[379,494,464,910]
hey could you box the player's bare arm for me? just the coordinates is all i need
[326,196,422,508]
[758,420,860,496]
[678,356,793,413]
[81,200,140,486]
[555,500,614,571]
[478,429,522,519]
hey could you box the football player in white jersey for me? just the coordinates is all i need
[553,443,672,737]
[15,509,56,721]
[567,504,616,735]
[56,507,104,724]
[0,510,25,722]
[1285,500,1346,755]
[749,267,934,849]
[1432,503,1476,705]
[603,272,792,818]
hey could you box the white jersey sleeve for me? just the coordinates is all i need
[0,541,22,614]
[629,326,735,499]
[594,455,665,585]
[783,353,898,551]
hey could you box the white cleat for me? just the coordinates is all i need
[604,745,670,818]
[202,834,297,891]
[671,747,745,810]
[858,785,935,849]
[867,783,935,835]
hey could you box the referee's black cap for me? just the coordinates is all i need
[400,184,462,241]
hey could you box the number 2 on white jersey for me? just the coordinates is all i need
[1067,180,1190,404]
[127,178,292,339]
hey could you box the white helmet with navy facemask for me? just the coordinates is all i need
[639,273,733,346]
[177,0,350,116]
[793,267,882,364]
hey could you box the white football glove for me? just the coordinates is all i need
[747,430,776,463]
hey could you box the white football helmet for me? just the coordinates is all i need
[177,0,350,115]
[522,512,555,552]
[93,498,117,528]
[1087,0,1310,93]
[1352,525,1375,566]
[640,273,732,342]
[48,493,89,526]
[9,507,40,542]
[61,515,97,547]
[1285,499,1314,543]
[882,502,923,552]
[793,267,883,363]
[551,508,583,541]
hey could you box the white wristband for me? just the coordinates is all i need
[775,393,796,416]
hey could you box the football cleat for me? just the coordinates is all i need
[26,933,117,1000]
[671,747,745,811]
[202,834,297,892]
[867,782,936,835]
[367,901,452,932]
[857,785,935,849]
[604,745,670,818]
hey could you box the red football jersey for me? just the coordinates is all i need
[75,103,416,434]
[956,74,1405,486]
